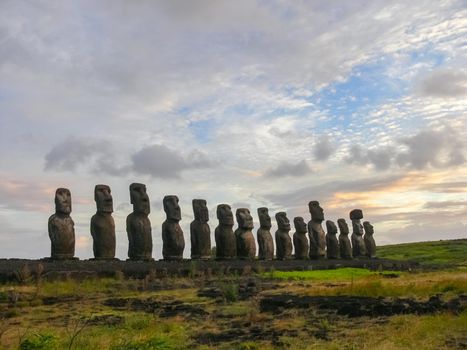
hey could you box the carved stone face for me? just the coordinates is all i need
[337,218,349,235]
[193,199,209,222]
[275,212,290,231]
[326,220,337,235]
[163,195,181,221]
[55,188,71,214]
[130,183,150,215]
[217,204,234,226]
[363,221,374,235]
[294,217,307,233]
[95,184,113,213]
[350,209,363,220]
[308,201,324,221]
[257,207,271,228]
[236,208,254,229]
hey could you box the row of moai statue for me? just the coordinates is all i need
[48,184,376,260]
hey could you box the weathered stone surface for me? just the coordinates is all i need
[162,195,185,260]
[363,221,377,258]
[337,218,352,259]
[215,204,236,259]
[275,212,292,260]
[349,209,363,220]
[308,201,326,259]
[48,188,75,260]
[90,184,115,259]
[325,220,339,259]
[235,208,256,259]
[293,217,309,260]
[190,199,211,260]
[126,183,152,260]
[260,294,466,317]
[257,207,274,260]
[350,209,366,258]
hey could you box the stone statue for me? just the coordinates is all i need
[90,184,115,259]
[363,221,377,258]
[235,208,256,259]
[275,212,292,260]
[162,195,185,260]
[337,218,352,259]
[48,188,75,259]
[257,207,274,260]
[215,204,236,259]
[308,201,326,259]
[190,199,211,260]
[293,217,309,260]
[126,183,152,260]
[350,209,366,258]
[325,220,339,259]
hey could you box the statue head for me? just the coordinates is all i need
[275,212,290,231]
[163,195,181,221]
[217,204,234,226]
[55,188,71,214]
[193,199,209,222]
[326,220,337,235]
[257,207,271,229]
[293,216,307,233]
[337,218,349,235]
[130,183,150,215]
[236,208,254,229]
[308,201,324,222]
[94,184,113,213]
[349,209,363,220]
[363,221,374,235]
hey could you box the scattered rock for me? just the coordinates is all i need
[260,294,466,317]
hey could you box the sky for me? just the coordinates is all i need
[0,0,466,259]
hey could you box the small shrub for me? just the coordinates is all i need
[20,333,56,350]
[220,282,238,302]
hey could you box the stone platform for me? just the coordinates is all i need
[0,258,417,282]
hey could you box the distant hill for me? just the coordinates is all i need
[377,239,467,266]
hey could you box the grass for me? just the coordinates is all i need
[377,239,467,266]
[1,239,466,349]
[264,267,400,281]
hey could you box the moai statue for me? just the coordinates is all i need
[308,201,326,259]
[257,207,274,260]
[235,208,256,259]
[325,220,339,259]
[48,188,76,259]
[350,209,366,258]
[126,183,152,260]
[162,195,185,260]
[363,221,377,258]
[215,204,236,259]
[90,185,116,259]
[293,217,309,260]
[275,212,292,260]
[337,218,352,259]
[190,199,211,260]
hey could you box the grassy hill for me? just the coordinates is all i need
[377,238,467,266]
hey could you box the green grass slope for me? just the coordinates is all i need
[377,239,467,266]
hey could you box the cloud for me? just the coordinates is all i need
[423,200,467,209]
[44,137,129,176]
[417,69,467,97]
[345,126,465,171]
[265,160,312,178]
[131,144,214,178]
[313,135,336,161]
[264,174,404,208]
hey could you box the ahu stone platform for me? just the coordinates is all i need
[0,258,417,282]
